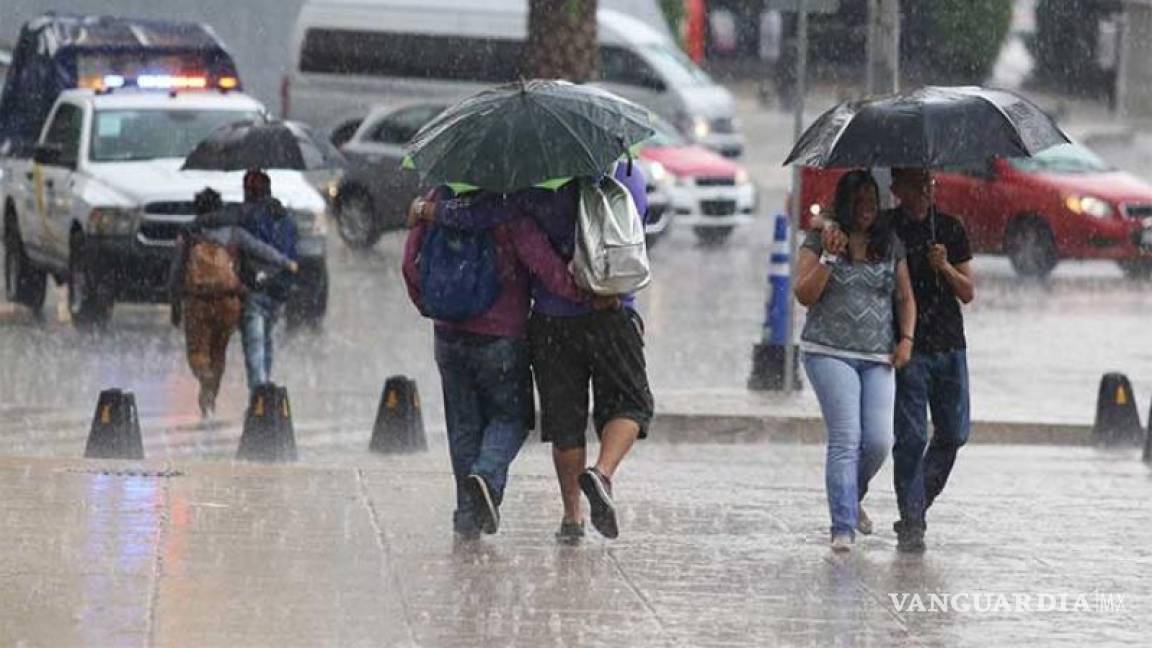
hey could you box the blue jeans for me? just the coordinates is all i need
[803,352,895,537]
[241,294,280,391]
[434,331,529,535]
[893,350,970,527]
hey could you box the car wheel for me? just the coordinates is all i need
[1118,259,1152,280]
[68,233,112,328]
[4,219,47,313]
[286,262,328,330]
[1005,218,1058,278]
[335,187,385,249]
[694,226,735,246]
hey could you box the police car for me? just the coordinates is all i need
[1,80,330,327]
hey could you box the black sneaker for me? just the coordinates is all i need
[578,467,618,539]
[466,474,500,535]
[555,520,585,545]
[894,520,926,554]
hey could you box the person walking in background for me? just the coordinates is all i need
[886,167,975,554]
[238,169,298,391]
[794,170,916,553]
[403,186,598,541]
[168,187,297,419]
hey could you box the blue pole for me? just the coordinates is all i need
[762,214,791,345]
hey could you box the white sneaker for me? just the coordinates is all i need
[830,534,853,553]
[857,506,873,535]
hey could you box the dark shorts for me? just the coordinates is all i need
[528,308,654,449]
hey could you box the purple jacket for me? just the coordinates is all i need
[435,163,648,317]
[402,189,589,338]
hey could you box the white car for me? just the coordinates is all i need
[638,117,757,244]
[2,86,330,326]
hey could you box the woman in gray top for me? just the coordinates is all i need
[793,170,916,553]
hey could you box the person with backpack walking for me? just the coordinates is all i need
[419,162,653,544]
[238,169,298,391]
[168,188,298,418]
[402,187,598,540]
[794,170,916,553]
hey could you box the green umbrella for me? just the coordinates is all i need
[404,79,655,193]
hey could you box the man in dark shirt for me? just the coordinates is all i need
[820,167,975,553]
[886,167,975,553]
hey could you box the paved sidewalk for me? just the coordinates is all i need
[2,441,1148,647]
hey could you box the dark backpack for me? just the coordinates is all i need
[417,224,501,321]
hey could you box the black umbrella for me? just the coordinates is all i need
[783,86,1071,169]
[183,120,346,172]
[404,79,654,193]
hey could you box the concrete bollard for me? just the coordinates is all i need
[85,389,144,459]
[1093,373,1142,445]
[237,383,297,462]
[748,214,801,391]
[369,376,427,453]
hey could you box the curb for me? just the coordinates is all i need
[650,413,1094,446]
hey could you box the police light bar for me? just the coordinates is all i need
[137,75,208,89]
[81,74,235,92]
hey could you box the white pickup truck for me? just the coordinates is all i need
[2,88,330,326]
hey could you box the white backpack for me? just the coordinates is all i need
[572,174,651,295]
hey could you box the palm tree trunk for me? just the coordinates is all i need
[527,0,599,82]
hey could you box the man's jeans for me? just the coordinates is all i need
[434,331,528,535]
[241,294,280,391]
[893,350,970,527]
[803,352,895,537]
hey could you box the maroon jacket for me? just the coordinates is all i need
[402,216,588,338]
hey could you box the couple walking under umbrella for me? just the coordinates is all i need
[787,86,1069,553]
[401,80,656,542]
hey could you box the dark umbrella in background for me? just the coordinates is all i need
[783,85,1072,240]
[404,79,654,193]
[183,120,346,172]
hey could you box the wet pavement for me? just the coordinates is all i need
[2,442,1148,647]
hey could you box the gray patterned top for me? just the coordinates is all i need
[799,230,906,361]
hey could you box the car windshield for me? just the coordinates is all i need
[640,43,713,87]
[1008,143,1114,174]
[89,109,260,162]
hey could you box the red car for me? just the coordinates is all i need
[796,143,1152,278]
[638,116,757,245]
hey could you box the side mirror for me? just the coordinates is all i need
[34,143,75,168]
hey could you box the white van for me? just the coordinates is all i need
[283,0,744,157]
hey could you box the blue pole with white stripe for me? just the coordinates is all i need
[762,214,791,345]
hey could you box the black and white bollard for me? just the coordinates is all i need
[85,389,144,459]
[369,376,427,453]
[1093,373,1142,446]
[237,383,297,462]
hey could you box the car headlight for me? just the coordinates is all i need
[692,116,711,140]
[1064,194,1114,219]
[646,161,668,185]
[89,207,140,236]
[735,169,749,186]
